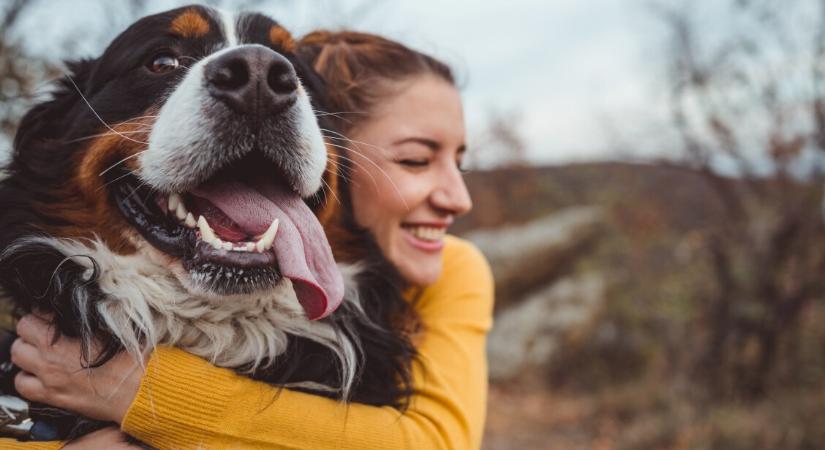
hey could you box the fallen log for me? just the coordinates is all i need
[463,206,604,310]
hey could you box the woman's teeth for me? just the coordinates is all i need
[405,225,446,242]
[166,193,279,253]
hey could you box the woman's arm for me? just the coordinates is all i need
[8,237,493,449]
[0,427,141,450]
[122,236,493,450]
[0,440,61,449]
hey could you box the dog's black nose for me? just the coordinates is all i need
[205,46,298,116]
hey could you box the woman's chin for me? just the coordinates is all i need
[395,249,443,287]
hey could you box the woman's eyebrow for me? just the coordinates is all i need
[392,137,440,151]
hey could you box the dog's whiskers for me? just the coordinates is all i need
[319,129,408,208]
[65,73,151,146]
[313,110,367,124]
[325,141,409,210]
[324,144,381,191]
[112,115,160,126]
[320,177,342,207]
[99,150,148,177]
[323,133,391,155]
[65,130,151,144]
[313,109,366,115]
[124,179,152,203]
[97,168,140,192]
[324,157,353,181]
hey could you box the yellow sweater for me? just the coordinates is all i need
[2,236,493,449]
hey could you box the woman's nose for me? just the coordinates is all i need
[430,164,472,216]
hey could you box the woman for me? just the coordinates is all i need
[5,31,493,450]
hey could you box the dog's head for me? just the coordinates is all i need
[5,5,343,320]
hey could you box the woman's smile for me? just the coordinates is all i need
[401,222,449,252]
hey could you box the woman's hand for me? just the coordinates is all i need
[62,427,142,449]
[10,314,144,424]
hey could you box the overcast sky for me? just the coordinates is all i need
[14,0,671,167]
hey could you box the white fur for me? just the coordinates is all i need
[216,9,238,47]
[16,236,362,398]
[295,85,328,195]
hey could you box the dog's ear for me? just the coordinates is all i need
[288,54,330,118]
[12,58,96,158]
[287,54,342,215]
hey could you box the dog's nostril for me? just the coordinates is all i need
[205,46,298,116]
[267,61,298,95]
[210,59,249,91]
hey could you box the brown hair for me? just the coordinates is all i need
[296,30,455,136]
[294,33,447,406]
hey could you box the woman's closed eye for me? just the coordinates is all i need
[398,158,430,168]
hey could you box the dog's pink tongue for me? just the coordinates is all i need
[190,180,344,320]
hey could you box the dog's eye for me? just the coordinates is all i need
[148,54,179,73]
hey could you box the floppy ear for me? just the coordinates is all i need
[286,54,341,215]
[287,54,330,117]
[12,58,96,160]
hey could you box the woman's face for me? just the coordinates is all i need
[347,75,472,286]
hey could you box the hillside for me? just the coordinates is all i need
[464,162,825,450]
[455,162,729,234]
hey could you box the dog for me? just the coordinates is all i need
[0,4,415,440]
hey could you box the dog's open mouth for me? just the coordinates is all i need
[111,153,343,320]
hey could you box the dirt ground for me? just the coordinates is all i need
[483,381,620,450]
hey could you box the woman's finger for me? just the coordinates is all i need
[9,338,41,374]
[14,371,46,402]
[15,314,53,348]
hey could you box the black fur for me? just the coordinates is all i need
[0,5,415,442]
[250,226,416,407]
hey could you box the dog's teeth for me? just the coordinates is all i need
[245,242,256,252]
[197,216,216,243]
[222,241,233,251]
[254,219,279,252]
[212,237,224,250]
[263,218,280,245]
[168,193,181,212]
[255,240,267,253]
[175,201,188,221]
[185,212,196,228]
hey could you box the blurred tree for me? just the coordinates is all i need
[0,0,58,160]
[654,0,825,398]
[468,109,529,169]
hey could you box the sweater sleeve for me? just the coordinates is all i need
[121,236,494,450]
[0,440,62,449]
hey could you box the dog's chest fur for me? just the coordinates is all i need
[25,236,357,380]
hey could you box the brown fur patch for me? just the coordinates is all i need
[34,116,157,254]
[317,145,366,264]
[170,9,210,39]
[317,147,341,227]
[269,25,296,53]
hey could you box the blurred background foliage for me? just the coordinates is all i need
[2,0,825,449]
